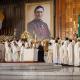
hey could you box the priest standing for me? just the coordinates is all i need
[74,39,80,66]
[67,39,74,66]
[62,38,69,65]
[53,40,59,64]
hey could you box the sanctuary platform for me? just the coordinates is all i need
[0,63,80,80]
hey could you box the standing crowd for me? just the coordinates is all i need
[0,36,80,67]
[48,37,80,66]
[4,38,45,62]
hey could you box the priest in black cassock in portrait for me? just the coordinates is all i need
[27,5,51,40]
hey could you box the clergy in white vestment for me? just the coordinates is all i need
[56,37,61,45]
[64,37,69,47]
[67,39,74,65]
[59,42,64,64]
[53,40,59,64]
[62,39,69,65]
[20,43,25,61]
[77,47,80,66]
[5,40,9,61]
[74,39,80,66]
[11,39,17,49]
[72,40,76,45]
[25,41,29,48]
[47,42,53,63]
[28,39,32,48]
[12,42,20,62]
[0,43,5,62]
[5,42,12,61]
[49,37,55,46]
[17,39,22,48]
[4,40,8,48]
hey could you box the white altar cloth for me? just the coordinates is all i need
[23,48,38,61]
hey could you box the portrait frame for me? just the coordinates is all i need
[25,0,54,37]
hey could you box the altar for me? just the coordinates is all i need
[23,48,38,62]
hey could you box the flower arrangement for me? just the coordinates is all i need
[21,31,32,40]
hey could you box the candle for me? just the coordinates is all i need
[35,34,37,42]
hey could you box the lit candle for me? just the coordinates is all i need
[35,34,37,42]
[74,21,76,27]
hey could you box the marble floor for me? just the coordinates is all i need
[0,63,80,80]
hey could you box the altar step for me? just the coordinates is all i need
[0,63,61,70]
[0,63,80,80]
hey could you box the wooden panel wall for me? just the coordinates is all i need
[56,0,80,39]
[55,0,61,38]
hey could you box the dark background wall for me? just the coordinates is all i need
[0,0,25,38]
[0,0,52,38]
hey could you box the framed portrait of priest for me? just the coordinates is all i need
[25,0,54,40]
